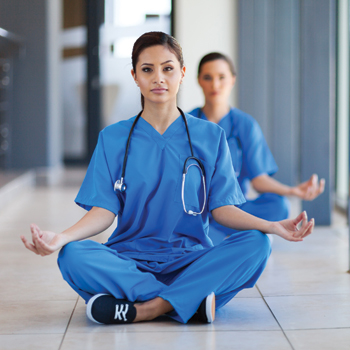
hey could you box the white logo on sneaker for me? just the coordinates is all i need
[114,304,129,321]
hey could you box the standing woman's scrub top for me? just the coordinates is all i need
[189,107,290,245]
[75,112,245,267]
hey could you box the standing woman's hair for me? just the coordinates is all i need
[132,31,184,109]
[197,52,236,77]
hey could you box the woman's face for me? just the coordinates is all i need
[132,45,185,107]
[197,59,235,105]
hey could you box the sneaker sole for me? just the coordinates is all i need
[86,293,108,324]
[206,292,215,323]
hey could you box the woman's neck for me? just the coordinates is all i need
[142,102,180,135]
[202,102,230,124]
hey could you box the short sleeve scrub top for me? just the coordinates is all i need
[189,108,287,242]
[75,112,246,267]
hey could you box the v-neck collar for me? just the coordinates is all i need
[137,115,184,150]
[199,108,232,127]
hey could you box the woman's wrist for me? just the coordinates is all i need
[276,184,295,196]
[252,174,295,197]
[59,231,74,246]
[256,218,275,234]
[261,221,283,235]
[287,186,297,196]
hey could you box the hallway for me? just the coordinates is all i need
[0,171,349,350]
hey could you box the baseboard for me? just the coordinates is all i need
[0,170,36,211]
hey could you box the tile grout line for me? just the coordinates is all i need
[255,285,295,350]
[58,296,79,350]
[256,292,350,298]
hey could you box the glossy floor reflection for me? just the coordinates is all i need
[0,173,349,350]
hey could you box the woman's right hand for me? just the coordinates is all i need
[21,207,116,257]
[21,223,68,256]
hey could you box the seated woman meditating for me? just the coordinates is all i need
[21,33,314,325]
[190,52,324,245]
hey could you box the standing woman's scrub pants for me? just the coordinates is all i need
[58,230,271,324]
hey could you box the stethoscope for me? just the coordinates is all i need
[197,108,242,177]
[114,107,207,216]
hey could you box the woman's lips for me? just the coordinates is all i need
[151,88,167,94]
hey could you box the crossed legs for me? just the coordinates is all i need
[58,230,271,324]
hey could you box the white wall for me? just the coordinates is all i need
[175,0,238,112]
[336,0,349,207]
[47,0,63,169]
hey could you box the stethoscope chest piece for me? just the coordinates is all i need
[114,178,126,192]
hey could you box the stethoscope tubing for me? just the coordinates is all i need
[115,108,207,216]
[181,163,206,216]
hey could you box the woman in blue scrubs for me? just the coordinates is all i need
[21,33,314,325]
[190,52,325,245]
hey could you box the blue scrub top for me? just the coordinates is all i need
[189,108,278,196]
[75,113,245,262]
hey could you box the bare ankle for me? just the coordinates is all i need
[134,302,154,322]
[133,297,173,323]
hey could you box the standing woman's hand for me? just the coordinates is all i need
[21,223,68,256]
[268,211,315,242]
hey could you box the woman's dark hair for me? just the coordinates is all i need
[132,31,184,109]
[197,52,236,77]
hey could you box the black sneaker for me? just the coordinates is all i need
[193,292,215,323]
[86,294,137,324]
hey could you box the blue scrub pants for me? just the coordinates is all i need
[58,230,271,324]
[209,193,290,245]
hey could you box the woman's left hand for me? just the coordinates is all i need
[269,211,314,242]
[291,174,325,200]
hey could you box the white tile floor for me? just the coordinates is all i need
[0,172,349,350]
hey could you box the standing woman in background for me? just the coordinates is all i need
[21,34,314,326]
[189,52,325,245]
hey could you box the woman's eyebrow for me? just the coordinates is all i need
[141,60,174,67]
[161,60,174,65]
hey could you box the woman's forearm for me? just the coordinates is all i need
[211,205,272,233]
[251,173,292,196]
[60,206,116,245]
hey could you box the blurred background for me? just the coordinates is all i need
[0,0,348,226]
